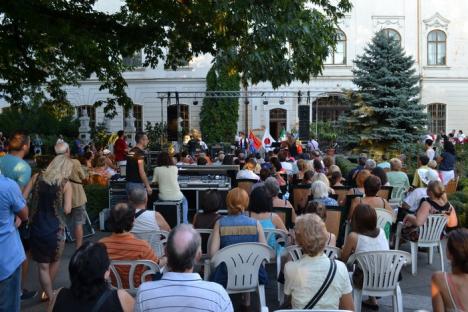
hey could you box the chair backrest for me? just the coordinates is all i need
[109,260,160,295]
[286,245,341,261]
[325,205,342,238]
[324,246,342,260]
[348,250,410,292]
[445,176,459,194]
[237,179,257,196]
[286,245,303,262]
[272,206,293,229]
[333,186,350,206]
[293,186,311,213]
[418,214,448,244]
[376,186,393,200]
[390,186,406,202]
[195,228,213,255]
[211,243,273,292]
[275,309,351,312]
[375,208,393,233]
[263,228,288,254]
[134,230,169,258]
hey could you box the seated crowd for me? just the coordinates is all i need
[0,130,465,312]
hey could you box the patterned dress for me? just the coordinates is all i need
[30,174,67,263]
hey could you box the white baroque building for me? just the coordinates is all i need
[1,0,467,140]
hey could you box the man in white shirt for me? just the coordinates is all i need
[135,224,233,312]
[129,188,171,234]
[402,169,440,213]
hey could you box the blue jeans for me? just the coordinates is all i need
[182,196,188,224]
[0,265,21,312]
[126,182,145,195]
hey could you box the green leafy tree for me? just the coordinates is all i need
[200,65,240,144]
[0,0,351,116]
[339,30,426,151]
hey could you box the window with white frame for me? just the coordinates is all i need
[382,28,401,45]
[325,30,346,65]
[123,50,143,68]
[427,103,446,134]
[427,30,447,65]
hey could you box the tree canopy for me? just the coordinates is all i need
[339,30,426,151]
[0,0,352,116]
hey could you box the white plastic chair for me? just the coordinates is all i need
[210,242,273,311]
[389,186,406,204]
[324,246,342,260]
[395,214,448,275]
[375,208,393,241]
[274,309,352,312]
[285,245,303,261]
[285,245,341,262]
[263,228,289,304]
[134,230,169,258]
[109,260,161,295]
[347,250,411,312]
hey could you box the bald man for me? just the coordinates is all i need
[135,224,233,312]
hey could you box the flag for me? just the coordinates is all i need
[248,130,262,152]
[262,128,276,148]
[279,128,287,142]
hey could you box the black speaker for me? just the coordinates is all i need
[298,105,310,141]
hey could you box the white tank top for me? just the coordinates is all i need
[355,229,389,253]
[131,209,160,234]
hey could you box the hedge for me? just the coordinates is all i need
[84,184,108,220]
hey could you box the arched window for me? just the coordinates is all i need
[77,105,96,129]
[325,30,346,65]
[382,28,401,45]
[427,103,446,134]
[427,30,447,65]
[123,104,143,132]
[269,108,287,140]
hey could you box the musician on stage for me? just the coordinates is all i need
[152,152,188,223]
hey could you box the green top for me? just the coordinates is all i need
[387,171,410,189]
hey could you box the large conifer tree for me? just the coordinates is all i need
[199,65,240,144]
[339,30,426,150]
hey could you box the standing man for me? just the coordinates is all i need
[0,172,29,312]
[114,130,128,168]
[126,132,152,196]
[0,132,36,300]
[135,224,233,312]
[55,141,88,249]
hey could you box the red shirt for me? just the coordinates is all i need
[114,138,128,161]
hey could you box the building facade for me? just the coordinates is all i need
[1,0,467,140]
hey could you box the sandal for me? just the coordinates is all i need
[40,292,49,302]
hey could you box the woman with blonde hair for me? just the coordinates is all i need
[284,214,353,310]
[23,154,73,301]
[402,180,458,241]
[311,172,335,194]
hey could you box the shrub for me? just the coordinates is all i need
[335,156,356,178]
[84,184,108,220]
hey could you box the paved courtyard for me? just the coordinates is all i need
[21,231,440,312]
